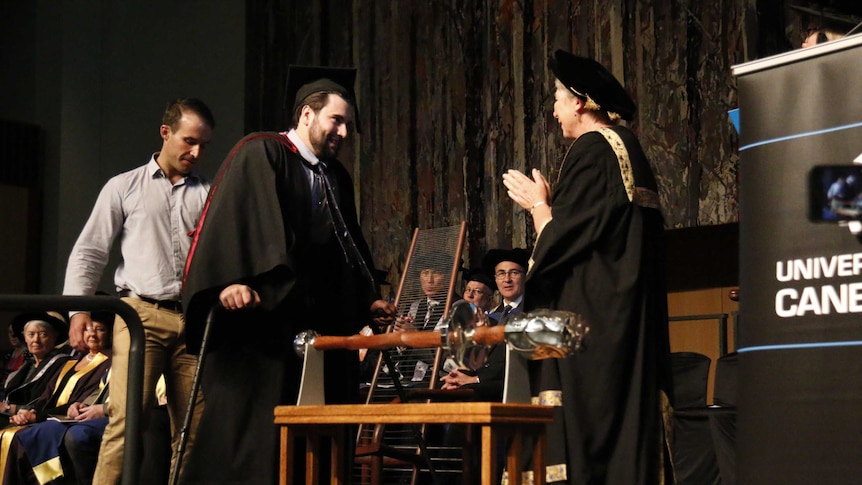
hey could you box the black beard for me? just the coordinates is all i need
[309,123,339,159]
[313,138,337,159]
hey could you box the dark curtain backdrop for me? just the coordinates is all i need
[241,0,837,283]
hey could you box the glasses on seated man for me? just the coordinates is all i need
[494,269,523,280]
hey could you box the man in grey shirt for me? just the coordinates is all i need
[63,98,214,484]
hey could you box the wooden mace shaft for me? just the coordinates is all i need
[311,325,506,351]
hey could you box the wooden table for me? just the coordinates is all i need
[274,402,554,485]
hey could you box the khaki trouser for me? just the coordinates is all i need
[93,298,204,484]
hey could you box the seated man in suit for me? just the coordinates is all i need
[461,269,496,315]
[396,254,450,332]
[392,253,452,385]
[484,248,530,323]
[439,268,504,401]
[439,248,529,400]
[438,256,527,483]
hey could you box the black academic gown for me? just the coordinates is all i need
[4,350,71,409]
[525,127,671,484]
[460,342,505,402]
[181,132,378,485]
[460,305,519,402]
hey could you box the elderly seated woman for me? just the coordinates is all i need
[1,312,72,417]
[0,311,113,485]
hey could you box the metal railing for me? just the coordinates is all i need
[0,294,143,485]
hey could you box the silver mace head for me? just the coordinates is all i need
[502,308,590,358]
[445,300,589,367]
[293,329,318,357]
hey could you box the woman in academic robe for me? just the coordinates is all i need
[0,312,71,417]
[503,50,672,484]
[0,311,113,485]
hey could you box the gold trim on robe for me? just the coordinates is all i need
[0,426,26,483]
[54,353,109,407]
[501,464,569,484]
[597,127,661,211]
[532,390,562,407]
[32,455,64,485]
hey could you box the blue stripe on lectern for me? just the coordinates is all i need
[738,340,862,353]
[739,121,862,151]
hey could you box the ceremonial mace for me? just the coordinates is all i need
[292,300,590,406]
[291,301,588,485]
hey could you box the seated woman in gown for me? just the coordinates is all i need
[0,312,71,417]
[0,310,113,485]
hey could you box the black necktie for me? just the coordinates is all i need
[311,161,376,290]
[415,299,428,326]
[499,304,513,324]
[310,169,328,213]
[424,301,441,329]
[307,168,332,243]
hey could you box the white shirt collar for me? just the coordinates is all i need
[285,129,320,166]
[503,294,524,309]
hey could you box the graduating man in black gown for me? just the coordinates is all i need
[181,66,394,484]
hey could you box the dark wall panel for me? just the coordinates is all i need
[244,0,850,285]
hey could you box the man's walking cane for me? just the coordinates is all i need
[170,305,217,485]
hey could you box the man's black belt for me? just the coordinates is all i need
[118,290,183,313]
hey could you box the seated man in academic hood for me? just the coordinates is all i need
[439,269,505,401]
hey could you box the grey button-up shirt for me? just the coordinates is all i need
[63,155,210,301]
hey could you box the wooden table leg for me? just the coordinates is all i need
[306,432,320,485]
[330,425,345,485]
[532,424,546,485]
[507,427,524,485]
[281,426,293,485]
[481,425,494,485]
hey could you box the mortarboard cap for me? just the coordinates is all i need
[284,65,362,133]
[482,248,531,274]
[11,311,69,342]
[90,310,116,331]
[549,50,636,121]
[465,269,495,291]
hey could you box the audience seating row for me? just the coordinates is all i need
[670,351,738,485]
